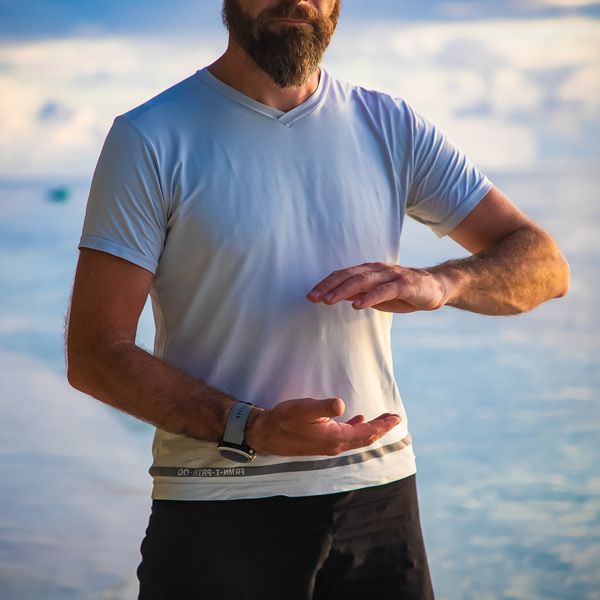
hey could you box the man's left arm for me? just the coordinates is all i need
[306,186,570,316]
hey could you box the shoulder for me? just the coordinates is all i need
[323,68,420,153]
[324,68,417,138]
[326,68,412,116]
[116,72,204,137]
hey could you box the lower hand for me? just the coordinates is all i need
[306,261,451,313]
[245,397,401,457]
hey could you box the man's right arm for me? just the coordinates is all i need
[66,248,401,456]
[66,248,238,443]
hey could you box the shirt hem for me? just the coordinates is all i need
[432,176,494,238]
[150,448,418,501]
[78,234,158,274]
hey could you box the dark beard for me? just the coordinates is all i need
[222,0,341,89]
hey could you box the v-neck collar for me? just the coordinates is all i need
[196,65,329,128]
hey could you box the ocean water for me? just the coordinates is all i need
[0,166,598,599]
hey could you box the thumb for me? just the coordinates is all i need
[301,397,345,421]
[328,396,345,417]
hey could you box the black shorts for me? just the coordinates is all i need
[137,473,435,600]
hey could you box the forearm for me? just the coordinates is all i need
[67,341,246,442]
[67,341,401,458]
[429,225,570,315]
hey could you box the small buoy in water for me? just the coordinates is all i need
[47,186,72,203]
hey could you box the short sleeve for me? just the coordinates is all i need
[78,115,168,274]
[405,104,494,238]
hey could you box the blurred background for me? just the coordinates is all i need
[0,1,598,598]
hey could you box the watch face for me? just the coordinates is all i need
[218,446,255,464]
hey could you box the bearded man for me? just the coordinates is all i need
[66,1,569,598]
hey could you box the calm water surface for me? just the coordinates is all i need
[0,166,598,599]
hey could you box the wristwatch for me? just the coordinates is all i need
[217,401,257,463]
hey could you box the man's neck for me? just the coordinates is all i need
[207,40,320,113]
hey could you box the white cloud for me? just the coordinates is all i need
[490,68,544,115]
[559,64,600,118]
[0,16,597,177]
[326,16,598,170]
[0,35,224,177]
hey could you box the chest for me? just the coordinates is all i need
[165,116,406,269]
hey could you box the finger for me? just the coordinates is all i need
[366,413,401,427]
[321,270,399,306]
[306,263,387,302]
[342,415,402,449]
[371,412,400,421]
[371,299,418,314]
[353,281,404,309]
[345,414,366,426]
[297,397,346,422]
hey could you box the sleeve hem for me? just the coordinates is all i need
[78,234,158,275]
[431,177,494,239]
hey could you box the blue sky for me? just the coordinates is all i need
[0,1,598,177]
[2,0,598,38]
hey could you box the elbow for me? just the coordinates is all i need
[65,340,94,393]
[553,252,570,299]
[66,356,88,392]
[538,228,570,300]
[559,257,571,298]
[66,338,130,392]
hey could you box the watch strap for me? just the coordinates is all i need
[222,402,254,445]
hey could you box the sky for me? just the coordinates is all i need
[0,0,599,178]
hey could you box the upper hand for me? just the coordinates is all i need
[306,261,451,313]
[245,397,401,457]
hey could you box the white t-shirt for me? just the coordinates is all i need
[78,65,493,500]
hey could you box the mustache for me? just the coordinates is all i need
[259,1,322,24]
